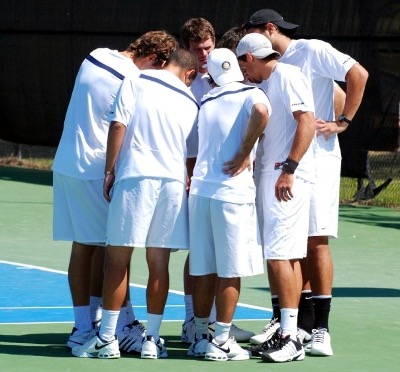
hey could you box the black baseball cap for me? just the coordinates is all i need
[244,9,299,30]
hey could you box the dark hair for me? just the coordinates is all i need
[167,48,199,72]
[217,26,247,50]
[180,17,216,49]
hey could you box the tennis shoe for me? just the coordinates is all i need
[208,322,255,343]
[131,319,146,337]
[181,317,195,344]
[118,324,143,354]
[309,328,333,356]
[297,327,312,351]
[261,333,304,363]
[72,333,120,359]
[66,327,95,351]
[205,337,251,361]
[141,335,168,359]
[249,318,280,344]
[248,328,281,356]
[187,333,210,357]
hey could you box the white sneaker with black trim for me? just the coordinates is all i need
[205,337,251,361]
[141,335,168,359]
[297,327,312,352]
[208,323,255,342]
[187,333,210,357]
[310,328,333,356]
[66,327,95,351]
[261,333,304,363]
[249,318,280,345]
[181,317,195,344]
[118,325,143,354]
[72,334,120,359]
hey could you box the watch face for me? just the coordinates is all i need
[339,114,351,124]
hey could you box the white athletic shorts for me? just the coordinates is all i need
[188,195,264,278]
[256,172,312,260]
[53,172,108,245]
[309,155,340,238]
[106,177,189,249]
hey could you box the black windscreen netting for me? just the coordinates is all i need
[1,0,399,177]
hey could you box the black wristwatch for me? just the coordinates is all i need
[338,114,352,125]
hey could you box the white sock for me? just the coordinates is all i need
[146,313,163,341]
[214,321,231,344]
[99,309,119,342]
[184,295,194,321]
[73,305,92,333]
[89,296,102,325]
[194,317,209,338]
[116,306,127,333]
[280,308,298,340]
[209,297,217,323]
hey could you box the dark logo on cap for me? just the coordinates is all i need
[221,61,231,70]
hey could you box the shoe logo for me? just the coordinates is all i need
[289,315,296,317]
[305,296,313,300]
[94,341,114,350]
[213,343,230,353]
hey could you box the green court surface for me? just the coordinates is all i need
[0,166,399,371]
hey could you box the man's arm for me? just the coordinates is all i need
[275,110,315,202]
[103,121,126,202]
[317,64,368,139]
[223,102,269,177]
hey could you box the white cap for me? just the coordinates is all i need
[206,48,244,86]
[236,33,280,59]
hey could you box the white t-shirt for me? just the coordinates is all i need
[52,48,138,179]
[190,82,272,204]
[280,39,357,157]
[258,62,315,182]
[110,69,199,184]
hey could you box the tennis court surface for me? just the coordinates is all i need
[1,166,399,371]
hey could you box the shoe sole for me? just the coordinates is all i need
[310,348,333,356]
[205,353,250,362]
[72,350,120,359]
[261,350,305,363]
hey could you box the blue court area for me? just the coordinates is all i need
[0,260,271,324]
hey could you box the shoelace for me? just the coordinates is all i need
[312,330,326,344]
[262,318,278,333]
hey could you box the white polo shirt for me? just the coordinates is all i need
[258,62,315,182]
[110,69,199,184]
[52,48,138,179]
[280,39,357,157]
[190,82,271,204]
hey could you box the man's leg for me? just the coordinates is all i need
[306,235,334,356]
[71,245,131,359]
[260,259,305,363]
[67,242,97,349]
[90,246,104,327]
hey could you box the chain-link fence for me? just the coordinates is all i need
[1,139,399,208]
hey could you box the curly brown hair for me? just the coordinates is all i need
[126,30,179,67]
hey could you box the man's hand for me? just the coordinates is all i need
[223,152,251,177]
[103,173,115,202]
[316,118,348,140]
[275,172,294,202]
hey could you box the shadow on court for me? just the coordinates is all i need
[339,205,400,230]
[0,166,52,186]
[0,333,69,357]
[251,286,400,297]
